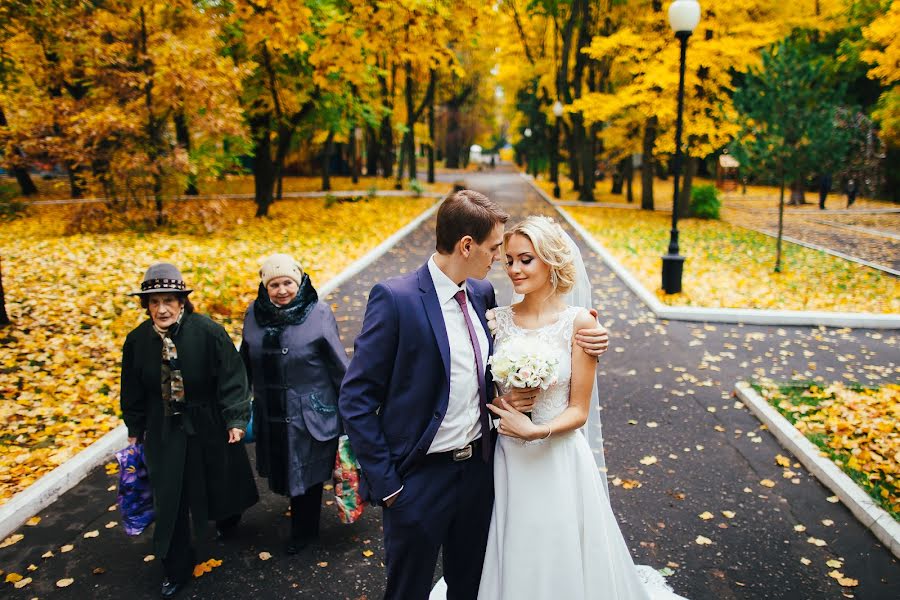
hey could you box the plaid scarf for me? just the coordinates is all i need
[153,310,186,418]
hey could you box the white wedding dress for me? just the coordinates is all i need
[431,305,685,600]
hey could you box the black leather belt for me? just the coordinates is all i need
[423,437,484,464]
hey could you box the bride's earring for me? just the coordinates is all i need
[550,270,558,289]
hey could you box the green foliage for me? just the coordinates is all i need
[0,184,26,221]
[731,38,853,184]
[689,185,720,220]
[323,193,338,208]
[408,178,425,197]
[367,185,378,199]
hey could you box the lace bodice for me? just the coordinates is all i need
[492,305,581,426]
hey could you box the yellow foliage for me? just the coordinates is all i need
[0,195,435,503]
[564,206,899,313]
[765,382,899,517]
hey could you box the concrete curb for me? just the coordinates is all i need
[521,174,900,329]
[0,426,128,541]
[734,382,900,559]
[0,197,442,541]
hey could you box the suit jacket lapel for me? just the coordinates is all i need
[467,282,494,358]
[418,265,451,384]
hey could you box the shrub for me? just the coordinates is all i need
[690,184,721,219]
[0,184,27,221]
[409,178,425,197]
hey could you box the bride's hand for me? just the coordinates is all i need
[487,398,546,441]
[498,386,540,413]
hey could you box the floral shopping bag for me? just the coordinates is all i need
[115,443,154,536]
[333,435,365,524]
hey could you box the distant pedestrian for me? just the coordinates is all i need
[240,253,349,555]
[846,178,858,208]
[818,173,831,210]
[121,262,258,599]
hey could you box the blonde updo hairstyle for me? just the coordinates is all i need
[504,216,577,295]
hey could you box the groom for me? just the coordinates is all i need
[339,190,608,600]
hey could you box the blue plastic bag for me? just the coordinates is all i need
[243,398,256,444]
[115,443,154,536]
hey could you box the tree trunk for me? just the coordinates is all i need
[427,78,436,184]
[445,103,462,169]
[250,115,275,217]
[173,112,198,195]
[625,157,634,203]
[273,124,295,201]
[775,164,786,273]
[611,158,625,194]
[405,66,417,181]
[789,178,806,205]
[351,129,359,185]
[0,107,38,196]
[377,115,393,178]
[641,116,657,210]
[322,130,335,191]
[565,123,580,192]
[0,257,10,326]
[366,124,380,177]
[678,155,698,217]
[66,164,84,199]
[573,116,594,202]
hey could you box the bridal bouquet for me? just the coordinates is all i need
[488,336,560,391]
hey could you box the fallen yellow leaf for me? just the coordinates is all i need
[57,578,75,587]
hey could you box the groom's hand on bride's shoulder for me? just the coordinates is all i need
[574,308,609,359]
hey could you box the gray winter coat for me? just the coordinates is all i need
[241,301,348,497]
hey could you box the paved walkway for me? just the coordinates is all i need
[1,168,898,599]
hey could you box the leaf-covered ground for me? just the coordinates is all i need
[564,206,899,313]
[0,196,436,503]
[757,382,899,520]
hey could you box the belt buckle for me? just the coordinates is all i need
[452,444,473,461]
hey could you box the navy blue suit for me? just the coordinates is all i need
[340,263,497,600]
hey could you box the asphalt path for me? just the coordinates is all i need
[1,167,897,599]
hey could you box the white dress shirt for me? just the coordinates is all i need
[426,255,490,454]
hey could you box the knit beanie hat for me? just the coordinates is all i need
[259,253,304,287]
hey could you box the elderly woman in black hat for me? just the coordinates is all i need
[240,253,348,554]
[120,263,258,598]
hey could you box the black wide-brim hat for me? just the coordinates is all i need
[130,262,193,296]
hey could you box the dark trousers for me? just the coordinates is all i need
[161,472,242,583]
[382,453,494,600]
[161,481,196,584]
[290,482,324,541]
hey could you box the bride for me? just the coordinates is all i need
[432,216,684,600]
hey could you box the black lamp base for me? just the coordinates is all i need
[661,253,685,294]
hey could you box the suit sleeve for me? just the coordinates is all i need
[338,282,402,502]
[120,334,147,440]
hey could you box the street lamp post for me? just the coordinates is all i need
[661,0,701,294]
[552,100,564,198]
[523,127,533,176]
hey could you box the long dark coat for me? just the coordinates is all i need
[241,301,348,498]
[120,312,259,556]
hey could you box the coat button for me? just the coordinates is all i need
[282,348,289,354]
[285,417,291,423]
[433,412,441,419]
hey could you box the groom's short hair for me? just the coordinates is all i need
[435,190,509,254]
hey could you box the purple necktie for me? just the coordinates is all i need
[453,289,491,461]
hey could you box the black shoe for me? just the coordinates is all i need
[284,537,310,555]
[161,578,186,598]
